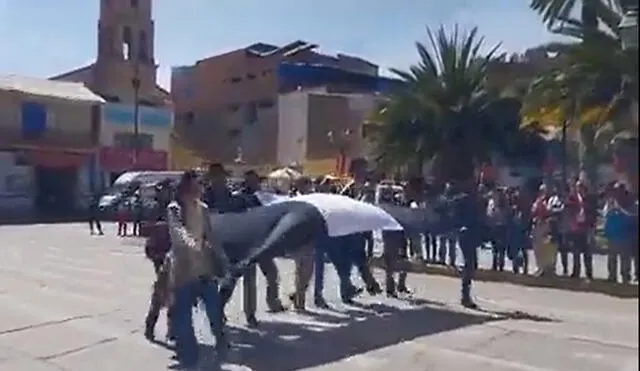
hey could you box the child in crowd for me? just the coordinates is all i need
[117,199,130,236]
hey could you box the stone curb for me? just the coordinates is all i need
[369,257,639,299]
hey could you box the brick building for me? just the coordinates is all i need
[51,0,173,184]
[171,41,402,169]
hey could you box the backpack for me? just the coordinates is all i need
[144,221,171,262]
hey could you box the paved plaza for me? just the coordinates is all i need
[0,223,637,370]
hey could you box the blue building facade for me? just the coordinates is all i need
[277,62,405,95]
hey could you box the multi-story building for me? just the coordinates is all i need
[277,88,387,175]
[171,41,401,170]
[0,75,104,215]
[51,0,172,185]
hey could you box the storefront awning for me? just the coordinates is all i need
[23,149,90,169]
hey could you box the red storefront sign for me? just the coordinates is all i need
[19,149,90,169]
[99,147,168,171]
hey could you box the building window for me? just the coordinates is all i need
[245,102,257,125]
[122,26,133,60]
[113,132,153,149]
[228,104,240,113]
[185,112,194,125]
[227,128,241,138]
[21,101,47,139]
[257,99,274,109]
[131,0,138,8]
[139,30,148,61]
[230,77,242,83]
[247,73,256,80]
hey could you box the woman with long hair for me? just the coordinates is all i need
[166,170,229,367]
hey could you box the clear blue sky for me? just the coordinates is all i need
[0,0,563,90]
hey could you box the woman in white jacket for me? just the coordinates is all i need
[166,170,229,368]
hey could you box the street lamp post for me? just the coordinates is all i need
[131,60,141,169]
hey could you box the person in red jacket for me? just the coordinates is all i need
[566,180,593,279]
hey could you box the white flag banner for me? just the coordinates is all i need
[255,192,403,237]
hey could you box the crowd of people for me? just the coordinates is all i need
[88,162,637,368]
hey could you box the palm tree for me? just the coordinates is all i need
[526,0,637,188]
[371,25,533,185]
[529,0,628,39]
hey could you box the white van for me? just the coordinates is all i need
[99,171,184,209]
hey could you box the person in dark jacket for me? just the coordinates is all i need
[88,193,104,235]
[203,163,234,213]
[453,183,483,309]
[221,170,285,327]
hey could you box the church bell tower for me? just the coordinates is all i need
[93,0,158,104]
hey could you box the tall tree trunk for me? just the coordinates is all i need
[579,125,599,188]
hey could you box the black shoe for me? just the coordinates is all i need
[461,298,478,309]
[386,290,398,298]
[341,286,363,304]
[314,297,329,308]
[166,333,175,342]
[144,327,154,341]
[397,286,412,295]
[246,315,259,328]
[267,302,287,313]
[215,334,229,353]
[366,283,383,296]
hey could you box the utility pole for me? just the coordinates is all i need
[131,55,141,169]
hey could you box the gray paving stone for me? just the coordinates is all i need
[0,223,637,371]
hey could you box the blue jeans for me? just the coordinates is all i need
[314,235,354,300]
[345,233,378,289]
[172,277,224,367]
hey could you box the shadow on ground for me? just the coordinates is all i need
[369,258,639,299]
[182,299,554,371]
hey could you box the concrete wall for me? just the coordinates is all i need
[277,91,309,166]
[276,90,384,173]
[0,151,34,212]
[0,150,93,214]
[0,90,97,149]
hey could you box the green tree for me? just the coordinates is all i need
[526,0,637,187]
